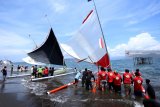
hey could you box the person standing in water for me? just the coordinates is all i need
[143,79,160,107]
[107,68,115,91]
[51,67,54,76]
[1,66,7,81]
[85,70,95,90]
[123,69,133,96]
[133,71,143,97]
[113,70,122,94]
[33,65,37,78]
[82,68,88,87]
[97,67,107,90]
[74,67,77,73]
[74,70,82,86]
[145,79,156,99]
[11,65,13,76]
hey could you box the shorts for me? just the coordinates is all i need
[101,80,107,85]
[114,85,121,92]
[134,90,142,97]
[124,84,131,91]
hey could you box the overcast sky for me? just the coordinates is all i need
[0,0,160,62]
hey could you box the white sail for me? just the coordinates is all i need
[61,10,110,67]
[22,56,46,65]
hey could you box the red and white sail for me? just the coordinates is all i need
[60,10,110,68]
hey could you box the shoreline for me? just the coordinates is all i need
[0,76,43,107]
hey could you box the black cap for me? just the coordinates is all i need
[125,69,129,72]
[146,79,150,84]
[85,68,87,71]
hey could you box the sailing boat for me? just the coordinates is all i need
[23,56,46,65]
[60,9,110,68]
[27,28,64,65]
[47,5,111,94]
[23,28,72,81]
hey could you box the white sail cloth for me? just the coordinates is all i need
[60,10,110,67]
[22,56,45,65]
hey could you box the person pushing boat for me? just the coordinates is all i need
[85,70,95,90]
[133,71,143,97]
[107,68,115,91]
[82,68,88,87]
[123,69,133,96]
[97,67,107,90]
[74,70,82,86]
[113,70,122,94]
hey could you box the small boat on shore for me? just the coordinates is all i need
[7,74,31,78]
[30,67,75,81]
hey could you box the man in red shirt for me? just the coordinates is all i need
[123,69,133,96]
[113,71,122,93]
[107,68,115,91]
[133,71,143,97]
[97,67,107,90]
[43,66,49,77]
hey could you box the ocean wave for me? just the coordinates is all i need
[50,95,68,103]
[22,80,47,96]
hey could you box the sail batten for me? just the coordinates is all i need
[27,28,64,65]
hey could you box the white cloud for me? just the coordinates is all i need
[0,29,32,58]
[48,0,67,13]
[53,3,66,13]
[127,33,159,50]
[108,44,127,57]
[109,32,160,57]
[0,29,31,47]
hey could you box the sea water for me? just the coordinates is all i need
[2,58,160,107]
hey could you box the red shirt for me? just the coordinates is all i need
[133,76,143,91]
[107,71,115,83]
[113,73,122,86]
[123,72,132,84]
[44,68,49,75]
[98,70,107,80]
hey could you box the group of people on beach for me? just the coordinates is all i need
[30,65,54,78]
[74,67,156,101]
[17,65,28,72]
